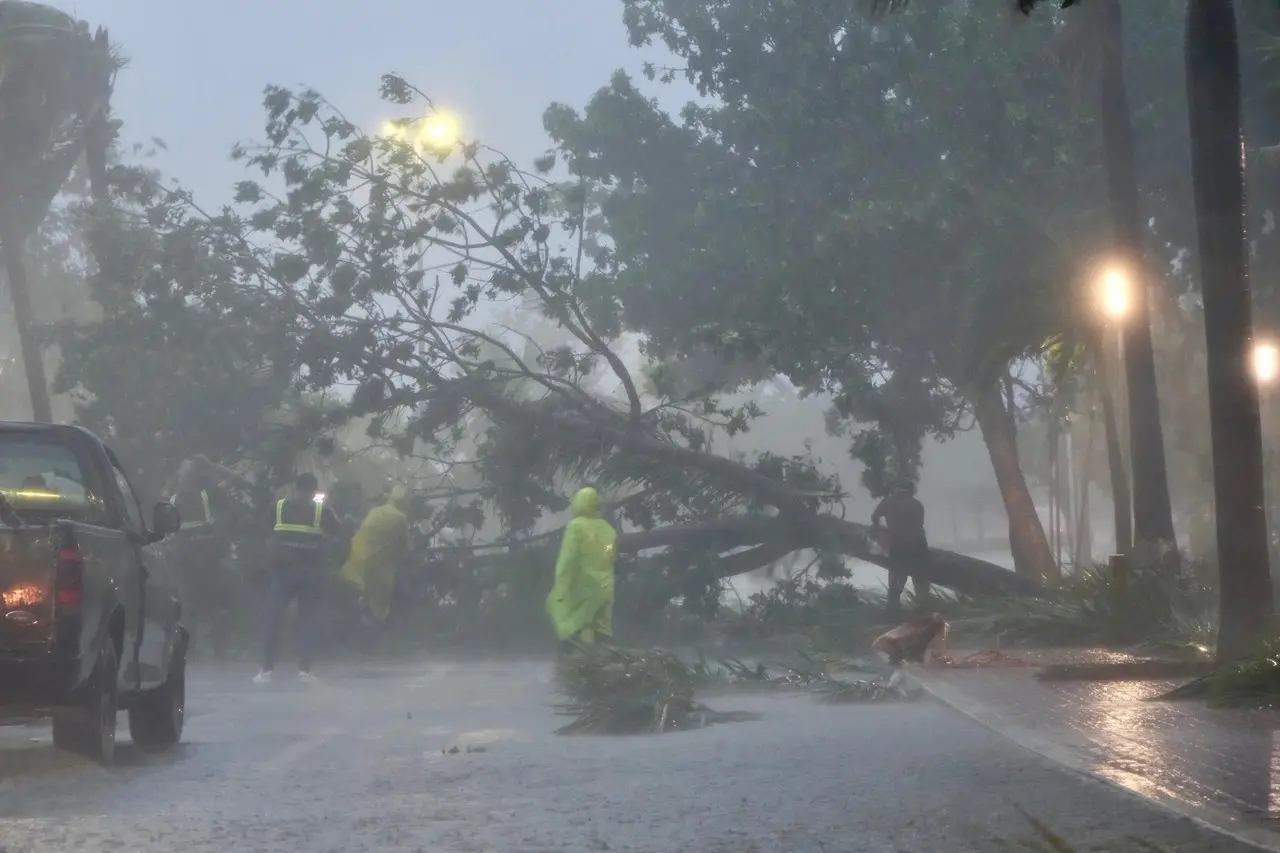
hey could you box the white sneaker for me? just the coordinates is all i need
[297,671,317,684]
[253,670,273,685]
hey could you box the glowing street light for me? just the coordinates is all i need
[419,113,460,150]
[1097,267,1131,322]
[378,112,461,154]
[1254,341,1279,385]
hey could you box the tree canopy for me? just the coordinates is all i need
[536,0,1182,578]
[42,0,1213,608]
[45,74,1038,603]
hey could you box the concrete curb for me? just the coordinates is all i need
[906,667,1280,853]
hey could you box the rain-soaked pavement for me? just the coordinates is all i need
[919,661,1280,850]
[0,659,1266,852]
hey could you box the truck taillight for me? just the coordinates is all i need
[54,546,83,610]
[1,583,43,609]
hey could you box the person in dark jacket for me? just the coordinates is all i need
[871,479,931,614]
[254,473,343,684]
[169,455,245,662]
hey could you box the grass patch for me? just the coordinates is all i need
[724,575,915,655]
[1158,636,1280,707]
[947,560,1215,651]
[723,559,1214,657]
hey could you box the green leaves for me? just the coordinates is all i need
[51,172,305,494]
[533,152,557,173]
[233,180,263,203]
[270,252,309,285]
[340,136,373,163]
[545,0,1182,494]
[378,73,414,105]
[262,85,292,120]
[98,77,659,528]
[0,1,118,242]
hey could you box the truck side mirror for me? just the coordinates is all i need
[152,502,181,538]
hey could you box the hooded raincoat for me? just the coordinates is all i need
[546,487,617,643]
[339,485,410,621]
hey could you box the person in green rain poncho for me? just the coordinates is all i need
[546,487,618,645]
[339,485,411,624]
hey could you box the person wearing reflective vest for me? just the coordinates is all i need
[169,456,241,662]
[172,489,214,528]
[254,472,342,685]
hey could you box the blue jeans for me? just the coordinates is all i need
[261,562,324,672]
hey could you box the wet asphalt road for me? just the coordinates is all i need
[0,660,1265,852]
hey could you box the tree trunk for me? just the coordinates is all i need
[461,512,1044,613]
[1072,414,1093,567]
[1099,0,1178,550]
[1047,426,1060,564]
[1096,346,1133,554]
[85,115,112,206]
[1061,430,1076,566]
[1,228,52,423]
[971,378,1059,583]
[1185,0,1274,662]
[464,378,1047,599]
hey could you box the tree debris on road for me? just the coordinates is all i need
[551,643,915,735]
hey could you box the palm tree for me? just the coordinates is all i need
[1184,0,1274,661]
[0,2,119,422]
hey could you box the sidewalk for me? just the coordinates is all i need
[912,653,1280,851]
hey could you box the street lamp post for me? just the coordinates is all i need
[1091,259,1178,556]
[1098,268,1132,322]
[1252,341,1278,387]
[1095,266,1133,557]
[1253,341,1278,551]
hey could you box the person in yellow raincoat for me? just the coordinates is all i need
[546,487,618,645]
[339,485,411,624]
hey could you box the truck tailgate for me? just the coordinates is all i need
[0,527,58,652]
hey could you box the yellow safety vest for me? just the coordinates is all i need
[171,490,214,529]
[273,498,324,534]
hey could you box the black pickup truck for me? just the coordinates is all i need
[0,422,187,765]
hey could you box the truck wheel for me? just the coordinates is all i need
[50,711,82,753]
[52,643,118,765]
[128,641,186,751]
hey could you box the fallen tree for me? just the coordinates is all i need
[93,77,1041,605]
[429,509,1041,600]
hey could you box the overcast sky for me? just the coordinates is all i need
[63,0,684,202]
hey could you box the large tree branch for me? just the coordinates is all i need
[276,121,647,424]
[366,354,829,516]
[356,359,1040,598]
[629,540,802,615]
[431,512,1040,599]
[496,390,830,514]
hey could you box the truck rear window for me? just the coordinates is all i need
[0,438,97,513]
